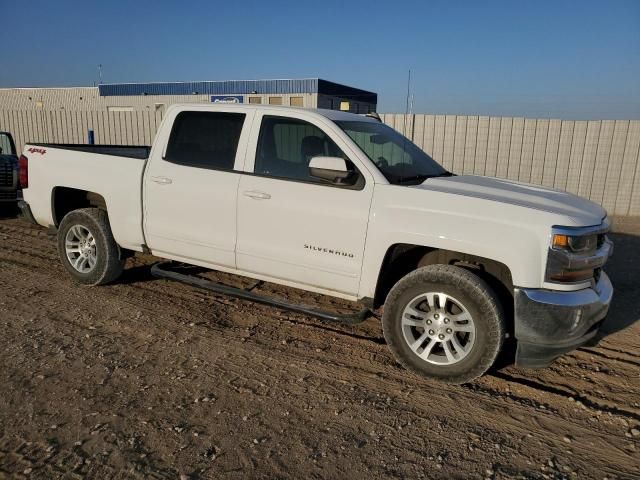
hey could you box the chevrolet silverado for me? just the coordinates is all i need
[18,104,613,383]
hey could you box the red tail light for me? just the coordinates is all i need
[19,154,28,189]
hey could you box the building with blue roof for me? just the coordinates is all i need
[0,79,378,114]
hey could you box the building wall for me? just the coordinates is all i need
[0,108,638,218]
[317,94,375,114]
[0,87,317,111]
[0,88,102,111]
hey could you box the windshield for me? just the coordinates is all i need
[335,120,449,185]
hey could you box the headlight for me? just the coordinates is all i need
[546,263,595,283]
[551,233,598,255]
[546,224,611,284]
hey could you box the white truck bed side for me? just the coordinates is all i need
[23,146,146,251]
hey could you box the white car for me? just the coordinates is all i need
[18,104,613,383]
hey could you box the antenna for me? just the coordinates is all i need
[98,64,103,84]
[400,69,412,184]
[403,69,411,135]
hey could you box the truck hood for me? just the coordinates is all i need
[415,175,606,227]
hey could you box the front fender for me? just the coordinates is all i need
[358,185,554,299]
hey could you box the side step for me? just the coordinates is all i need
[150,261,371,325]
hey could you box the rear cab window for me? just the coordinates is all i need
[164,111,246,171]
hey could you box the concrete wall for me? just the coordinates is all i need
[1,109,638,220]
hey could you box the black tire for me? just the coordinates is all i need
[57,208,124,286]
[382,265,505,384]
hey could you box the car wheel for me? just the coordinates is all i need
[57,208,124,285]
[382,264,505,384]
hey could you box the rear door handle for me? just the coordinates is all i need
[150,176,173,185]
[243,190,271,200]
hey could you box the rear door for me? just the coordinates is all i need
[143,108,253,268]
[236,112,374,297]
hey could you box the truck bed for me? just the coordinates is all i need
[29,143,150,160]
[23,142,148,251]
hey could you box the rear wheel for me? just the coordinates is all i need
[382,265,505,384]
[57,208,124,285]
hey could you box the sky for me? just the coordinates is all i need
[0,0,639,119]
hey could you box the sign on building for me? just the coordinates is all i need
[210,95,243,104]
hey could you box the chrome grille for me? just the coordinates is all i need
[0,191,17,200]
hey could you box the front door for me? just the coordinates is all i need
[236,113,374,297]
[143,109,252,268]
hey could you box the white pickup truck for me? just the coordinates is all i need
[18,104,613,383]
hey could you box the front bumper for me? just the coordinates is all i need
[514,272,613,368]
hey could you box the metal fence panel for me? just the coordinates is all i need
[615,121,640,216]
[463,116,478,175]
[507,117,524,181]
[1,109,639,218]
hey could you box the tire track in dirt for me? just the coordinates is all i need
[119,267,640,425]
[1,217,639,479]
[1,237,640,420]
[583,345,640,363]
[3,256,636,437]
[490,371,640,421]
[2,284,636,478]
[594,344,640,358]
[579,348,640,367]
[5,270,637,426]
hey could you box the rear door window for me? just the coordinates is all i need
[164,111,245,171]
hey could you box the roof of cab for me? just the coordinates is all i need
[167,103,379,123]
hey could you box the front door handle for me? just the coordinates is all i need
[243,190,271,200]
[150,176,173,185]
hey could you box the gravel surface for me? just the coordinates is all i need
[0,214,638,479]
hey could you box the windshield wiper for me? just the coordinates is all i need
[396,171,454,184]
[396,174,430,184]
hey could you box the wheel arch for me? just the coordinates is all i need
[51,186,108,227]
[373,243,514,332]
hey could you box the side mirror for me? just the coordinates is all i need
[309,156,355,184]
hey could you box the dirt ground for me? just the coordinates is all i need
[0,213,638,480]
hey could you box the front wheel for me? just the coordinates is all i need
[57,208,124,286]
[382,265,505,384]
